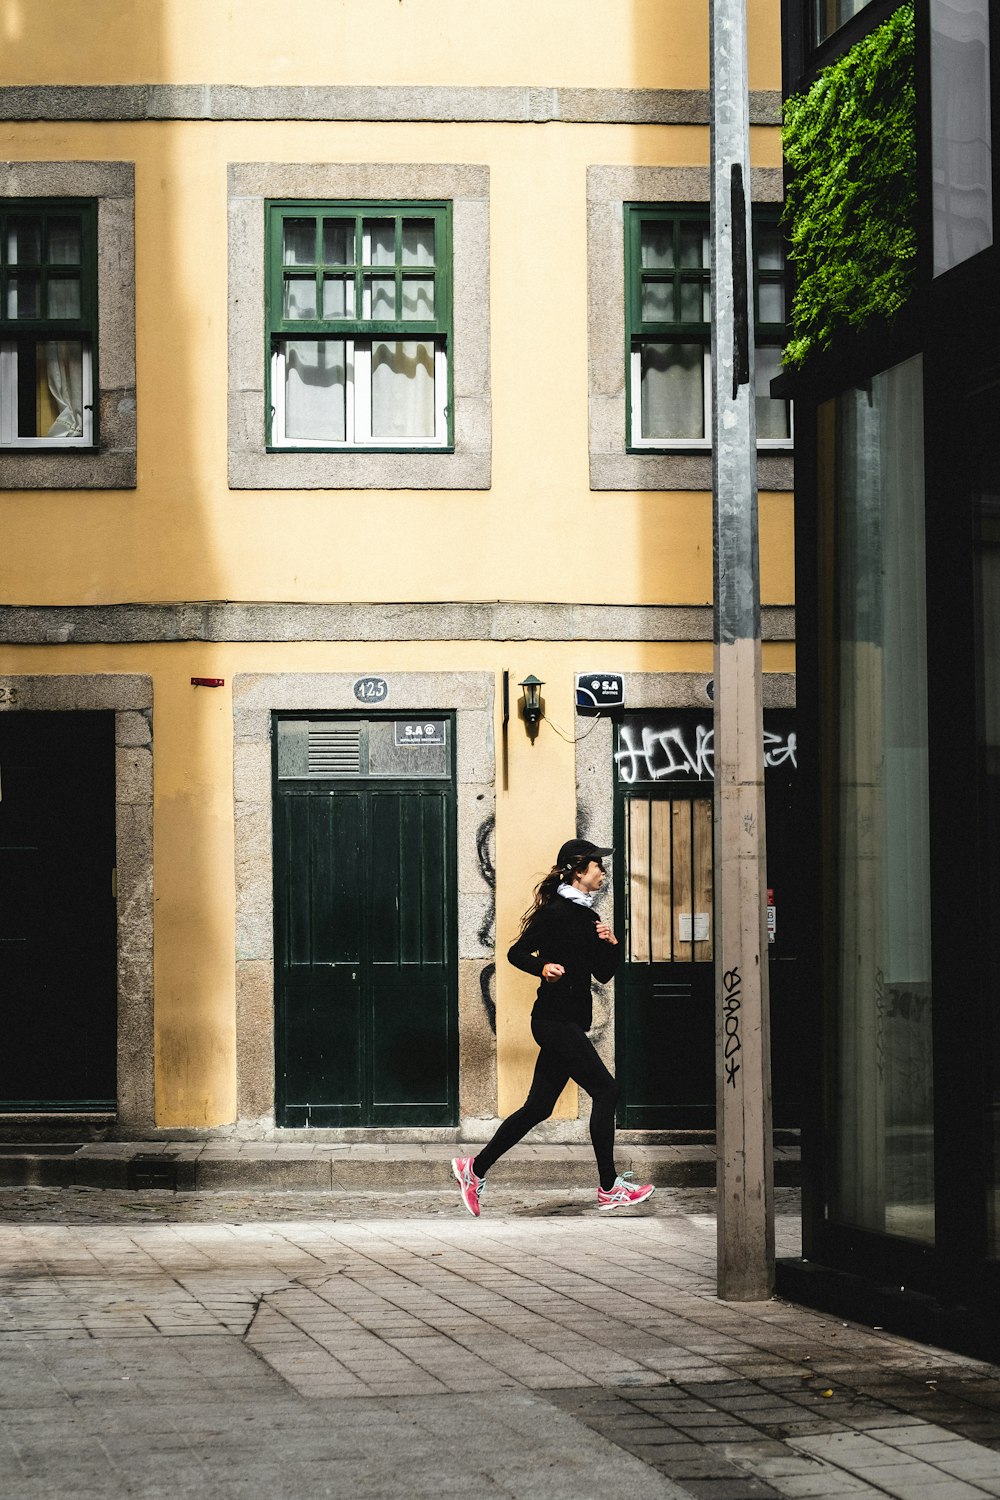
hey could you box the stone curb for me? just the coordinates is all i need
[0,1145,799,1192]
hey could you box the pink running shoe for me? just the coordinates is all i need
[452,1155,483,1217]
[597,1172,655,1211]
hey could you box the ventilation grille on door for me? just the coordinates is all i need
[307,722,363,777]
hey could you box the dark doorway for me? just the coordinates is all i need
[0,710,117,1108]
[272,716,458,1127]
[614,708,801,1128]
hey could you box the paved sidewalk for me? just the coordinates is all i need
[0,1138,801,1191]
[1,1185,999,1499]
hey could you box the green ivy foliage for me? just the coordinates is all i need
[782,1,917,368]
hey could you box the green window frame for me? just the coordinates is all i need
[624,203,791,452]
[265,200,453,452]
[0,198,98,448]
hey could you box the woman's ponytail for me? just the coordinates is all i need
[515,865,562,939]
[514,850,593,940]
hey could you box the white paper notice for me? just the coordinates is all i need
[678,913,710,942]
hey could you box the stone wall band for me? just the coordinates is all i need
[0,601,796,645]
[0,85,782,126]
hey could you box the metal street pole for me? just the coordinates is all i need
[709,0,775,1301]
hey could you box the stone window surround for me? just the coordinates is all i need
[228,163,491,490]
[232,671,496,1133]
[0,161,136,490]
[0,675,153,1131]
[575,669,796,1095]
[587,165,793,493]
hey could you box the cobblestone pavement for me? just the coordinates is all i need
[2,1187,1000,1499]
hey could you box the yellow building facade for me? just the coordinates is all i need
[0,1,794,1140]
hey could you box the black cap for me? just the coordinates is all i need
[557,838,614,870]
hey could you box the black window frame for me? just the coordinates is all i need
[0,197,98,450]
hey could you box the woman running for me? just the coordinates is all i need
[452,838,654,1215]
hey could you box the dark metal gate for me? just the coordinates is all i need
[614,708,801,1128]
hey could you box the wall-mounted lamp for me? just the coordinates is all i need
[518,674,544,740]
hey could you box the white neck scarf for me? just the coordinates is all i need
[557,882,594,908]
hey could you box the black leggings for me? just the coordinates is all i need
[473,1015,619,1191]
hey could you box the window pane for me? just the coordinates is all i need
[679,223,708,268]
[7,272,40,318]
[402,277,434,320]
[640,222,673,269]
[47,277,81,319]
[47,217,81,265]
[282,219,316,266]
[640,342,704,440]
[820,354,934,1244]
[931,0,993,276]
[970,386,1000,1255]
[756,224,783,272]
[6,216,41,265]
[1,338,87,439]
[283,339,346,441]
[322,276,355,318]
[816,0,875,43]
[640,279,671,321]
[364,275,396,319]
[758,282,785,323]
[322,219,353,265]
[402,220,434,266]
[371,340,436,439]
[283,275,317,320]
[364,219,395,266]
[754,346,790,440]
[680,278,707,323]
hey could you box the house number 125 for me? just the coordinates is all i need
[353,677,388,703]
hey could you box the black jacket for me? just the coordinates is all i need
[507,895,621,1030]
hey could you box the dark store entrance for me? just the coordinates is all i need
[613,708,801,1129]
[0,710,117,1109]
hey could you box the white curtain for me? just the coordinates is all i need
[44,341,84,438]
[641,343,703,440]
[284,339,346,441]
[371,341,435,439]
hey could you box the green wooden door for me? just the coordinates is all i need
[273,716,457,1127]
[0,710,117,1108]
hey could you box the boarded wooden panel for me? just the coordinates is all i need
[651,798,672,962]
[672,800,693,959]
[693,796,714,961]
[628,798,650,963]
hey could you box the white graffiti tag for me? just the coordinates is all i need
[615,722,797,783]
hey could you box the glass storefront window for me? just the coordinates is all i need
[931,0,993,276]
[818,355,935,1244]
[971,386,1000,1255]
